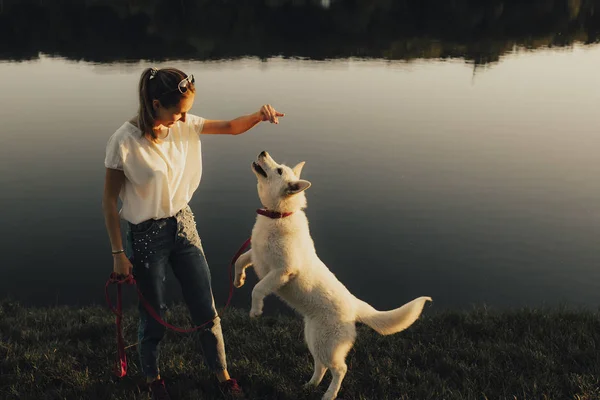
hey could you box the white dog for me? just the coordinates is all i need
[234,151,432,400]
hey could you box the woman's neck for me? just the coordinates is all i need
[129,116,168,141]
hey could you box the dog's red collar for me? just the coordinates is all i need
[256,208,294,219]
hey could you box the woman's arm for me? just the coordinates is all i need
[201,104,285,135]
[102,168,133,276]
[102,168,126,252]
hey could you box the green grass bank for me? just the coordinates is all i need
[1,300,599,400]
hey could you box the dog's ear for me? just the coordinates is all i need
[292,161,305,178]
[286,180,311,195]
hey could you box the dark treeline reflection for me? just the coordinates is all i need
[1,0,599,64]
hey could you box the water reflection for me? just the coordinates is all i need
[0,0,599,64]
[0,48,599,309]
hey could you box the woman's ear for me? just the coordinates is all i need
[152,99,161,112]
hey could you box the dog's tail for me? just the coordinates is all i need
[355,296,432,335]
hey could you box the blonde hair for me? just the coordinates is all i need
[137,67,196,140]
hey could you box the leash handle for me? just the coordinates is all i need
[115,283,127,377]
[104,273,133,377]
[105,237,252,378]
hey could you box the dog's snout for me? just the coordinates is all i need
[259,151,268,158]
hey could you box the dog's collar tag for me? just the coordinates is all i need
[256,208,294,219]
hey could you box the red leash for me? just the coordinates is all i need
[105,237,252,378]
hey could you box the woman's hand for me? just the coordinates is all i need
[259,104,285,124]
[113,253,133,278]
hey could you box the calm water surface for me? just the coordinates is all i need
[1,1,599,311]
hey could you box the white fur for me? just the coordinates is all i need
[235,151,432,400]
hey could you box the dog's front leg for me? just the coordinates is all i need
[250,268,296,317]
[234,250,253,288]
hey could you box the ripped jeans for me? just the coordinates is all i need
[125,206,227,379]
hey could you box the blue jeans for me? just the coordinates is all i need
[126,206,227,379]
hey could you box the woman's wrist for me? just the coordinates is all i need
[111,249,125,256]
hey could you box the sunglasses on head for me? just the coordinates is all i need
[154,74,195,97]
[176,74,195,93]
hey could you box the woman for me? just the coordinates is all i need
[102,67,284,400]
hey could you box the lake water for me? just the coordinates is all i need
[1,0,599,311]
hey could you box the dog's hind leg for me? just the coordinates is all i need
[316,322,356,400]
[307,359,327,387]
[323,361,347,400]
[304,319,327,387]
[234,250,252,288]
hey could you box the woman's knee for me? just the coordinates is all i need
[189,303,219,328]
[138,305,168,340]
[196,316,224,343]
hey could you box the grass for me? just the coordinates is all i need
[1,299,599,400]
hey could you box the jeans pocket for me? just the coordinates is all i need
[130,219,158,235]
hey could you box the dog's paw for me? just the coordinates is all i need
[249,306,263,318]
[321,391,337,400]
[234,272,246,288]
[303,382,317,390]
